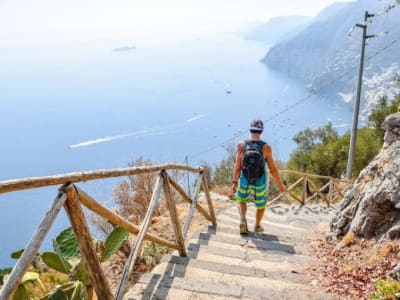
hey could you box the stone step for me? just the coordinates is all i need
[215,218,320,246]
[125,283,240,300]
[165,251,296,273]
[243,286,339,300]
[210,221,310,244]
[188,233,299,255]
[149,264,310,290]
[157,255,307,283]
[219,210,320,231]
[217,213,310,233]
[126,281,338,300]
[126,273,242,299]
[198,225,307,245]
[185,242,313,264]
[222,205,335,228]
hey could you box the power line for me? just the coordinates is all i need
[187,35,400,161]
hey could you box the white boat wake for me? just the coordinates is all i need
[186,115,205,123]
[70,115,206,149]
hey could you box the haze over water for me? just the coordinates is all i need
[0,32,354,267]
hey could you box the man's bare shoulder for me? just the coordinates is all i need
[237,141,244,151]
[263,143,272,155]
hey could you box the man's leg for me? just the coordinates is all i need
[255,207,265,227]
[254,176,267,232]
[238,202,247,223]
[235,179,249,234]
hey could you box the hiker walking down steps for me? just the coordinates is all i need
[232,119,286,234]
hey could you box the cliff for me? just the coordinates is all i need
[328,112,400,240]
[262,0,400,116]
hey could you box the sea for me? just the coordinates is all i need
[0,33,353,267]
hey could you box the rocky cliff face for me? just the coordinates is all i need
[328,112,400,241]
[262,0,400,117]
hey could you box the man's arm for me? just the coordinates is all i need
[264,144,286,193]
[232,142,243,192]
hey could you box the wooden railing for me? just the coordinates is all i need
[0,164,216,300]
[268,170,352,207]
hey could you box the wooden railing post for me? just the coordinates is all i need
[115,173,164,300]
[62,184,113,300]
[327,178,334,206]
[161,171,187,257]
[168,176,213,223]
[182,172,203,238]
[301,176,307,206]
[0,192,67,300]
[201,170,217,227]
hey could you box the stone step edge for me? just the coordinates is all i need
[136,273,243,298]
[161,254,266,278]
[133,273,332,300]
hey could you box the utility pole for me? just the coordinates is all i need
[346,11,375,179]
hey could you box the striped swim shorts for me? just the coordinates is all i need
[235,173,268,209]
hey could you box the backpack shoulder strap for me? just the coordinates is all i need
[242,140,250,151]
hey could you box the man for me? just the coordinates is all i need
[232,119,286,234]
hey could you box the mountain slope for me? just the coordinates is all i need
[245,16,312,45]
[262,0,400,116]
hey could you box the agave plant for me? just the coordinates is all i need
[9,226,130,300]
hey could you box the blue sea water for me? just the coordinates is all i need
[0,33,353,267]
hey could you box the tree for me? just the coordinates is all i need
[287,123,381,179]
[288,123,343,177]
[213,143,236,186]
[367,96,400,142]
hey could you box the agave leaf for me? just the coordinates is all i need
[41,252,71,274]
[71,263,90,285]
[71,281,88,300]
[66,256,81,269]
[43,288,69,300]
[11,249,24,259]
[21,271,46,291]
[53,227,80,258]
[12,284,27,300]
[101,227,129,262]
[21,271,40,283]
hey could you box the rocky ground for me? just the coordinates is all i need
[309,237,400,299]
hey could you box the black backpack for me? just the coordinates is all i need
[241,140,266,183]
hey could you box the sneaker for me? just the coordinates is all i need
[239,221,248,234]
[254,225,264,233]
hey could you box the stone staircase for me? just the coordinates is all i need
[124,203,339,300]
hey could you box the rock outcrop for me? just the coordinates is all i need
[328,113,400,241]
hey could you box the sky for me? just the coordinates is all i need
[0,0,355,46]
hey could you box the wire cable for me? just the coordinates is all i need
[187,36,400,160]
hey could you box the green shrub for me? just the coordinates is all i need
[0,267,12,285]
[142,242,170,266]
[371,277,400,300]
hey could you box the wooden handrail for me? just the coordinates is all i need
[0,165,217,300]
[0,164,203,195]
[75,186,180,250]
[278,169,352,183]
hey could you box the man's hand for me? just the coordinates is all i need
[232,182,238,193]
[279,184,286,194]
